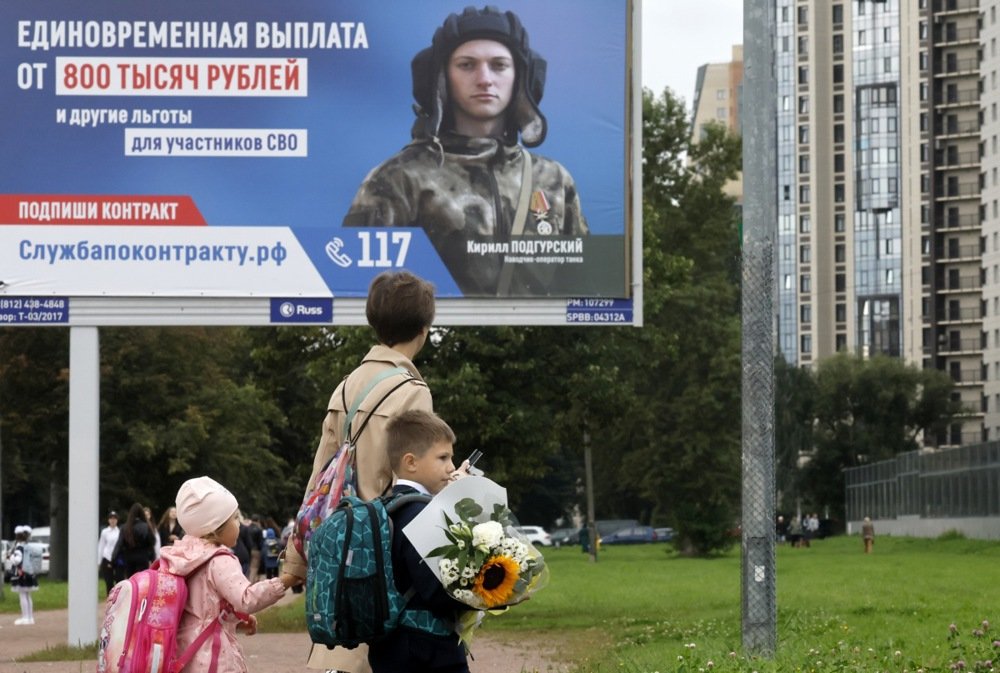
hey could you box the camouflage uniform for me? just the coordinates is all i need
[343,132,588,296]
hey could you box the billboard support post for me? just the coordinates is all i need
[741,0,777,657]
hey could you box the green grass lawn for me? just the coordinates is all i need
[8,534,999,671]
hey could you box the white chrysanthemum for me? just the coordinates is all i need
[452,589,485,609]
[438,558,460,584]
[461,563,478,580]
[472,520,504,549]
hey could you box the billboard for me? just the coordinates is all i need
[0,1,638,324]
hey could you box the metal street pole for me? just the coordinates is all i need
[583,430,597,562]
[741,0,777,657]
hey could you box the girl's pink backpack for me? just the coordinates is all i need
[97,551,228,673]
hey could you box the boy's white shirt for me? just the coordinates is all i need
[394,478,431,495]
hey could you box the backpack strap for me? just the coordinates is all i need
[340,366,411,440]
[169,548,235,673]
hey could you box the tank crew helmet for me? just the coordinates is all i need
[411,5,548,147]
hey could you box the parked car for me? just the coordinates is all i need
[595,519,640,538]
[654,527,675,542]
[515,525,553,547]
[550,527,579,547]
[600,525,658,545]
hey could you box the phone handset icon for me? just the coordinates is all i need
[325,237,353,268]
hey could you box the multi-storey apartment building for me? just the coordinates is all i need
[691,45,744,202]
[773,0,985,447]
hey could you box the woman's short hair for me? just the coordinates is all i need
[366,271,436,346]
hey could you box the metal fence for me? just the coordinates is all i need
[844,442,1000,521]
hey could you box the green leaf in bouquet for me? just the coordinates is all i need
[455,497,484,520]
[427,544,455,558]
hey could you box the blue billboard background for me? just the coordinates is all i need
[1,1,629,298]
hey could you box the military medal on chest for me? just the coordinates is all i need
[530,190,553,235]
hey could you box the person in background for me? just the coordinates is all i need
[230,514,253,577]
[117,502,156,578]
[97,510,121,596]
[9,525,39,625]
[862,517,875,554]
[158,505,185,547]
[260,516,282,580]
[144,506,161,560]
[247,514,264,583]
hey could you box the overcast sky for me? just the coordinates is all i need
[641,0,743,111]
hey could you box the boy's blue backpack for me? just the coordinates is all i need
[305,493,452,649]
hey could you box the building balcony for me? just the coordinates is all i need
[936,182,981,201]
[934,58,981,78]
[937,212,981,230]
[936,337,983,355]
[933,25,980,47]
[934,149,981,169]
[933,119,979,137]
[938,306,981,322]
[937,244,982,262]
[951,369,983,385]
[934,0,979,13]
[934,90,980,110]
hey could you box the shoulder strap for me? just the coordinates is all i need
[340,367,410,440]
[384,492,432,515]
[497,150,533,295]
[170,548,234,673]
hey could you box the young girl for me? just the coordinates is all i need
[159,476,301,673]
[9,525,39,625]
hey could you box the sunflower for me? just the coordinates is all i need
[471,555,520,607]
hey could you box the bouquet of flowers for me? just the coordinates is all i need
[429,498,547,610]
[402,476,548,640]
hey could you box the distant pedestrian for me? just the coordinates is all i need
[97,510,120,595]
[862,517,875,554]
[9,525,39,625]
[116,502,156,578]
[158,506,184,547]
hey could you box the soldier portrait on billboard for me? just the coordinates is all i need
[342,5,589,297]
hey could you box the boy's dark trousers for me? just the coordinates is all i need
[368,628,468,673]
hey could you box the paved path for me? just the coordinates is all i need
[0,599,569,673]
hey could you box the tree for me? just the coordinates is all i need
[611,88,743,555]
[800,353,963,519]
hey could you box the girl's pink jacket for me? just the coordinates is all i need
[159,535,286,673]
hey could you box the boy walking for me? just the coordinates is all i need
[368,410,470,673]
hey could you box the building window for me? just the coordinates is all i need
[798,66,809,85]
[799,185,810,204]
[800,155,810,174]
[835,244,846,263]
[835,273,846,292]
[833,4,843,24]
[800,245,811,263]
[835,214,846,232]
[833,124,844,143]
[716,89,727,100]
[833,34,844,54]
[800,215,811,233]
[801,334,812,354]
[798,6,808,25]
[834,153,845,172]
[801,274,811,292]
[799,125,809,143]
[836,334,847,351]
[799,96,809,113]
[834,184,845,202]
[833,64,844,84]
[836,304,847,322]
[801,304,812,324]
